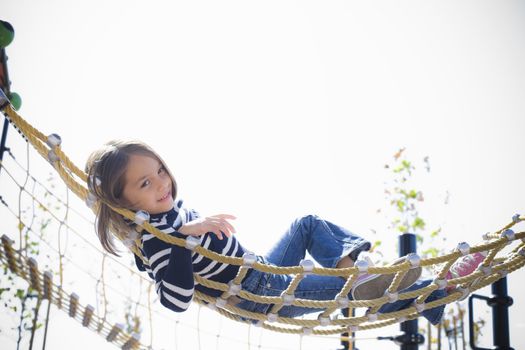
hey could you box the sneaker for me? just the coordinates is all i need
[446,251,487,280]
[351,257,422,300]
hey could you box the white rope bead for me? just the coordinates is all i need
[397,316,407,323]
[501,229,515,242]
[130,332,141,342]
[317,315,330,327]
[456,287,470,301]
[512,214,520,223]
[267,313,278,323]
[254,320,264,327]
[384,290,399,302]
[348,325,359,332]
[206,303,217,311]
[242,252,257,267]
[215,298,227,309]
[354,259,369,273]
[300,259,315,274]
[367,312,378,322]
[336,296,349,308]
[228,282,241,296]
[48,150,59,163]
[281,293,295,306]
[134,210,150,225]
[499,269,508,278]
[478,265,492,276]
[457,242,470,256]
[88,175,102,189]
[433,278,447,290]
[85,192,97,208]
[413,302,426,313]
[406,253,421,268]
[185,236,201,250]
[46,133,62,147]
[302,327,313,336]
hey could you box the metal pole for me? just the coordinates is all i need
[489,277,513,350]
[399,233,423,350]
[0,45,12,174]
[339,308,356,350]
[468,277,514,350]
[340,307,350,350]
[0,117,9,165]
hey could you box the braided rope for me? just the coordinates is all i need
[2,103,525,334]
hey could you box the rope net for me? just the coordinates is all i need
[0,235,141,349]
[1,95,524,339]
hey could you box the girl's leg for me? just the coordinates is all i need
[236,215,370,316]
[378,279,446,325]
[238,215,431,319]
[265,214,371,268]
[263,215,420,301]
[260,275,446,324]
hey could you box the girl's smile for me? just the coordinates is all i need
[159,190,171,202]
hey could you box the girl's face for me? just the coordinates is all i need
[122,154,174,214]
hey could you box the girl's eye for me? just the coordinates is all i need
[141,179,150,188]
[158,166,165,174]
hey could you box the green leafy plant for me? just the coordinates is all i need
[379,148,446,259]
[0,174,59,349]
[375,148,465,349]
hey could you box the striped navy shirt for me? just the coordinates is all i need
[134,200,245,312]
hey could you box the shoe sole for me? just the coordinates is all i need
[351,258,422,300]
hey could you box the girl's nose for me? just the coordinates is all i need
[157,175,170,189]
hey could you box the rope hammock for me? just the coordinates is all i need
[1,92,524,337]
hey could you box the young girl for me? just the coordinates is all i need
[85,139,484,325]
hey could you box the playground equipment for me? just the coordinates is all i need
[0,19,523,350]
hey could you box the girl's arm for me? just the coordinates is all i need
[140,206,236,312]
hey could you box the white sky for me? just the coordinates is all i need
[1,0,525,349]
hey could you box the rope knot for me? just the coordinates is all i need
[242,252,257,267]
[134,210,150,225]
[46,133,62,148]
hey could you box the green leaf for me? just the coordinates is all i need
[370,240,382,252]
[15,289,25,299]
[412,217,426,230]
[423,247,440,258]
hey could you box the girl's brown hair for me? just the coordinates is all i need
[85,140,177,256]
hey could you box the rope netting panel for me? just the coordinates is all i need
[0,235,143,350]
[1,95,525,336]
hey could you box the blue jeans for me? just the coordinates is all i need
[237,215,445,325]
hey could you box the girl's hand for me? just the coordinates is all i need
[178,214,236,240]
